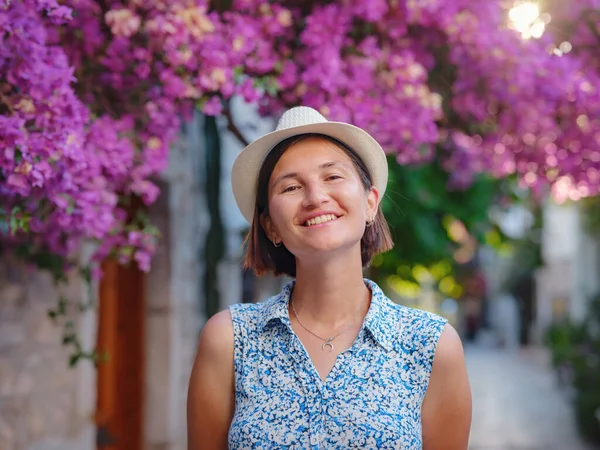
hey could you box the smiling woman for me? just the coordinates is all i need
[187,106,472,450]
[244,133,393,277]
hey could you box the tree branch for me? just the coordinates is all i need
[223,106,250,147]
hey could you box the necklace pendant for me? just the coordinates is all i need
[322,338,334,352]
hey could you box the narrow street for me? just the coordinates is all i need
[466,344,598,450]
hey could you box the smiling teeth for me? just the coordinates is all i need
[305,214,337,227]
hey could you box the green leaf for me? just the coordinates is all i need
[79,266,92,284]
[265,79,280,96]
[69,354,81,367]
[9,216,18,234]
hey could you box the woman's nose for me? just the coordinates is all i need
[302,182,329,208]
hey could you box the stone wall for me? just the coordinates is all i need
[144,110,209,450]
[0,254,95,450]
[0,110,211,450]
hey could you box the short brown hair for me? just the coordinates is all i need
[242,133,393,277]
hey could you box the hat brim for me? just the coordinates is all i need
[231,121,389,224]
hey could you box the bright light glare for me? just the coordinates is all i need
[530,20,545,38]
[508,2,546,40]
[509,2,539,29]
[559,41,573,53]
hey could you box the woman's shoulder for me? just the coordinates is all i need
[228,290,287,329]
[397,303,448,329]
[229,292,281,314]
[366,279,448,345]
[196,309,234,364]
[384,301,449,349]
[371,285,447,330]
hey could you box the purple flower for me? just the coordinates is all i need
[202,96,223,115]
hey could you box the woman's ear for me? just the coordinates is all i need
[366,186,380,219]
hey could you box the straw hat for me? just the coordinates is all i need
[231,106,388,223]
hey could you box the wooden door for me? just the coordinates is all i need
[96,258,146,450]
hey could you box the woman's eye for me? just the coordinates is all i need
[326,175,342,181]
[282,185,299,193]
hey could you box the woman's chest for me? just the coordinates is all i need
[229,348,425,449]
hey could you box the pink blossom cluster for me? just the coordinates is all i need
[0,0,297,274]
[538,0,600,202]
[2,0,600,275]
[252,0,600,200]
[440,1,600,201]
[0,0,118,265]
[257,1,446,163]
[0,0,164,272]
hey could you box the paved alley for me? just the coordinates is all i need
[465,345,598,450]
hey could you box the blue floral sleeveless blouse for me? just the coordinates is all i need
[228,279,447,449]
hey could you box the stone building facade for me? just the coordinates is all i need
[0,110,211,450]
[482,199,600,347]
[0,254,97,450]
[533,200,600,342]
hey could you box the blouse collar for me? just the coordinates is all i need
[261,278,398,352]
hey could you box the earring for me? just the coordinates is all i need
[272,240,281,247]
[366,216,375,227]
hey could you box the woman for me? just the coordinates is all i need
[187,106,472,449]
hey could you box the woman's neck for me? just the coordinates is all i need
[291,246,371,329]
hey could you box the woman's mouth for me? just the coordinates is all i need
[304,214,339,227]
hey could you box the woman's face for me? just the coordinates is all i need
[263,137,379,261]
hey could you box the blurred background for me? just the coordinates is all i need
[1,0,600,449]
